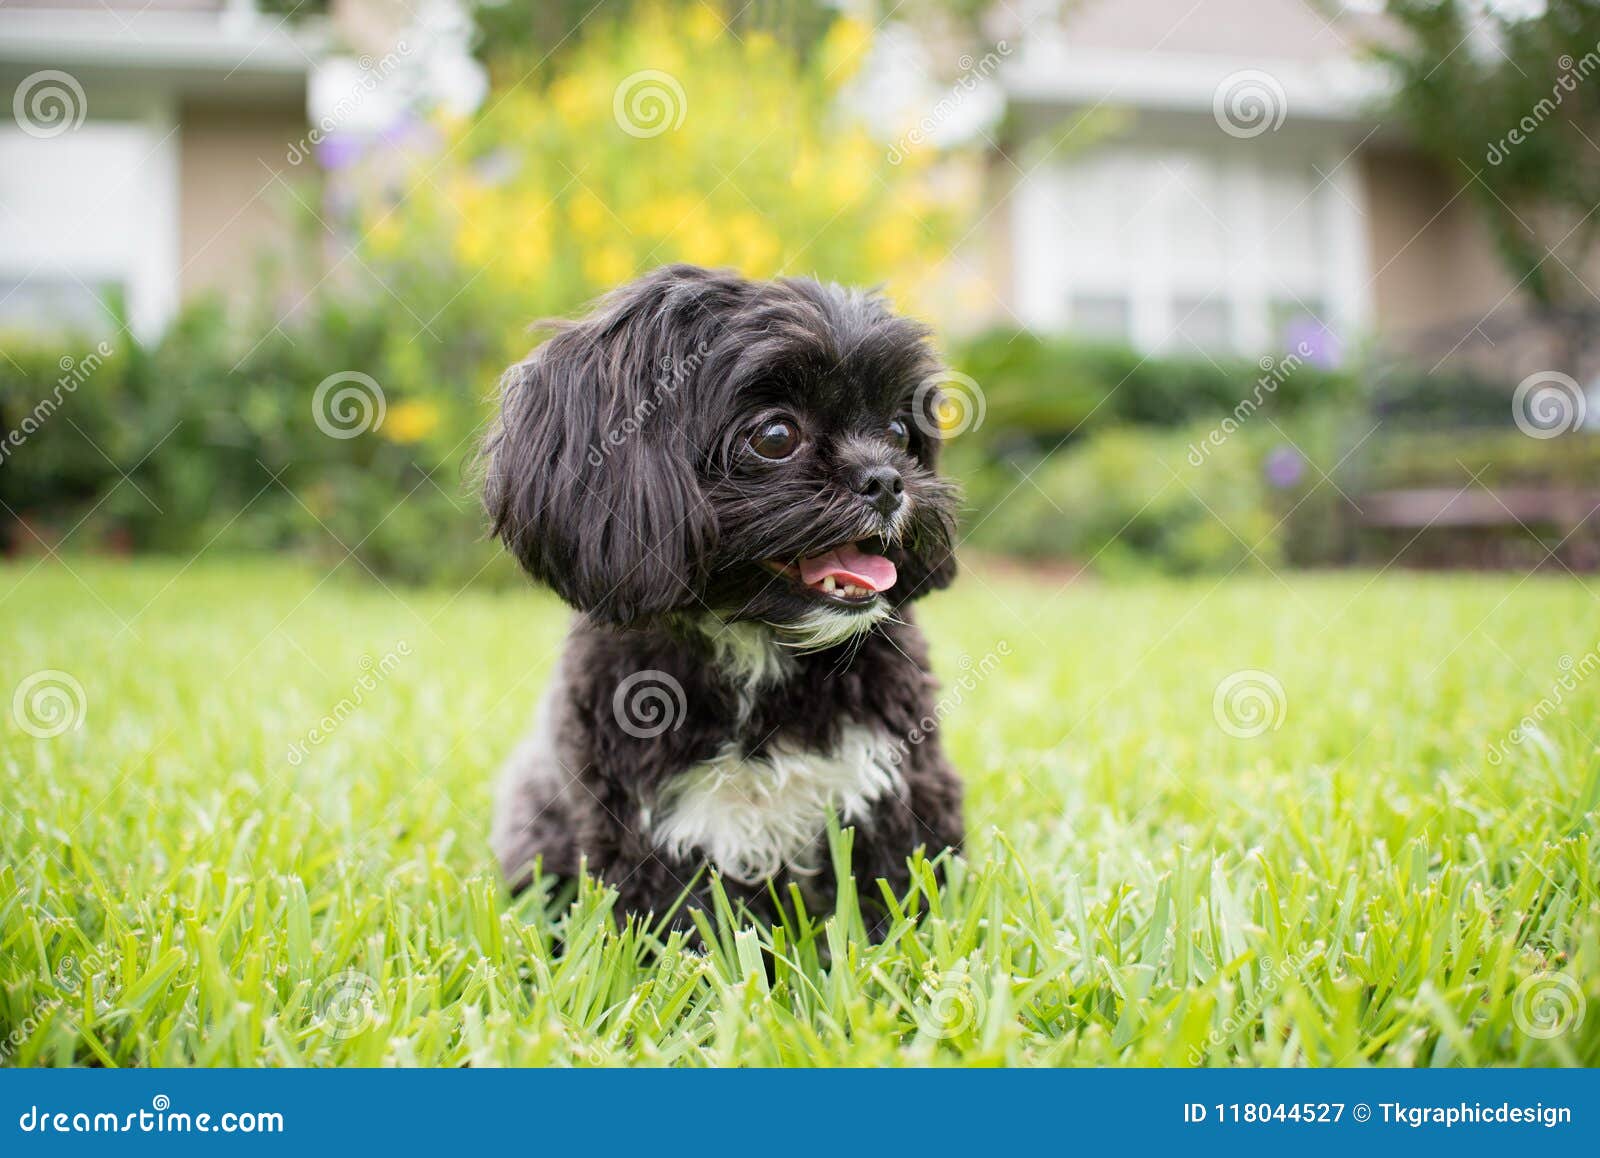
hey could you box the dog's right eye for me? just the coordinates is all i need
[748,418,800,460]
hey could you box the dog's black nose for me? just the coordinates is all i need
[848,464,904,515]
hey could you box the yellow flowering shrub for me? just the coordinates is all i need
[356,2,959,377]
[224,3,968,584]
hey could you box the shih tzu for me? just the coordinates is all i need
[482,264,963,933]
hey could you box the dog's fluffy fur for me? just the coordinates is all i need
[483,264,964,932]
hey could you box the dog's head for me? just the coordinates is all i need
[482,264,958,644]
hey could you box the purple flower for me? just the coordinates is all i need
[1265,445,1305,489]
[315,134,366,171]
[1285,318,1341,369]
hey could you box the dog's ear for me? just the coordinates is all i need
[892,378,960,600]
[482,274,718,624]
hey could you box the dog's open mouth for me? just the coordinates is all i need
[762,536,897,607]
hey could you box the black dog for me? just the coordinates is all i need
[483,264,964,933]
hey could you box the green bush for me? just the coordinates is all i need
[962,417,1344,575]
[1348,428,1600,490]
[0,297,509,585]
[948,327,1358,456]
[1,3,959,585]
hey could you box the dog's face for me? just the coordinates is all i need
[483,264,958,642]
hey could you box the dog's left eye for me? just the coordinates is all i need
[887,418,910,450]
[748,418,800,460]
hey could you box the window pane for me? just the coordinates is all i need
[0,277,119,334]
[1172,296,1233,353]
[1068,293,1131,341]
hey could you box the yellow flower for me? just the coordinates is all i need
[866,214,920,270]
[583,244,636,287]
[381,400,441,444]
[687,2,724,46]
[726,211,780,276]
[819,16,872,83]
[365,213,402,256]
[569,190,611,237]
[549,76,596,125]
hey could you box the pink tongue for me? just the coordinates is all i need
[798,543,898,592]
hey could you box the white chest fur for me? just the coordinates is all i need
[648,724,904,883]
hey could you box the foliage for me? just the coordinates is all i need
[0,3,959,584]
[466,0,841,82]
[940,328,1360,572]
[355,1,959,342]
[3,558,1597,1065]
[959,417,1344,575]
[1368,362,1527,429]
[1375,0,1600,356]
[464,0,1002,82]
[1351,427,1600,492]
[948,327,1356,456]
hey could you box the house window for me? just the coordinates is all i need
[1172,296,1234,354]
[0,277,120,333]
[1067,292,1132,341]
[1013,142,1366,356]
[0,117,177,338]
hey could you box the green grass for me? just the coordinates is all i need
[2,556,1598,1066]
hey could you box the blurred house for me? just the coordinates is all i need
[884,0,1520,363]
[0,0,479,340]
[0,0,1530,366]
[0,0,319,339]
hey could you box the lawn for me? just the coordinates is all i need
[2,556,1597,1067]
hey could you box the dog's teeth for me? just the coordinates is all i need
[821,576,837,593]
